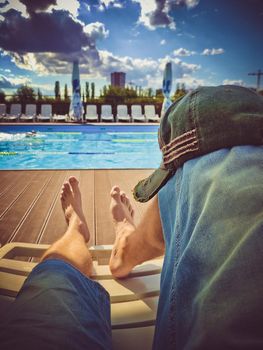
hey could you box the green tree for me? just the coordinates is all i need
[64,84,69,101]
[85,82,90,99]
[102,85,107,97]
[0,90,6,103]
[148,88,153,97]
[173,83,187,101]
[91,82,95,99]
[175,83,180,94]
[15,85,36,103]
[54,81,61,100]
[37,88,43,101]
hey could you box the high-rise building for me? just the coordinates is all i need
[111,72,126,88]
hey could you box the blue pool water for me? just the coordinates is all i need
[0,125,161,170]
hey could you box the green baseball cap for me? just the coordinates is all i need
[133,85,263,202]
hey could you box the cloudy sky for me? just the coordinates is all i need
[0,0,262,96]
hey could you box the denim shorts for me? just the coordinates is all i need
[0,259,112,350]
[154,145,263,349]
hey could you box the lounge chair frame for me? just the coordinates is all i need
[0,242,163,350]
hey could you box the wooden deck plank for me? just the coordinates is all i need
[94,170,114,244]
[0,171,38,216]
[38,170,79,244]
[0,171,53,245]
[79,170,95,246]
[37,171,70,244]
[13,171,67,243]
[0,171,28,198]
[0,169,153,246]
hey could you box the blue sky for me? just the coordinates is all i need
[0,0,262,96]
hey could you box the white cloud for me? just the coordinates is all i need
[176,0,200,8]
[97,51,200,88]
[132,0,200,30]
[83,22,109,42]
[173,48,196,56]
[46,0,80,18]
[0,74,31,89]
[5,46,201,90]
[160,39,166,45]
[223,79,244,86]
[0,0,29,18]
[175,74,205,89]
[8,52,50,75]
[83,3,91,12]
[202,48,225,55]
[0,0,81,19]
[97,1,124,10]
[132,0,176,30]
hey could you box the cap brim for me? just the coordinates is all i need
[133,166,173,202]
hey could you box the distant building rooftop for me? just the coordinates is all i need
[111,72,126,88]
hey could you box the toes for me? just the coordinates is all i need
[69,177,80,195]
[111,186,121,201]
[61,182,70,196]
[63,182,71,195]
[60,183,71,209]
[120,191,127,204]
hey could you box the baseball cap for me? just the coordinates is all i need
[133,85,263,202]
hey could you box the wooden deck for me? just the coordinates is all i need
[0,169,153,248]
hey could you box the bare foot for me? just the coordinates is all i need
[110,186,135,227]
[60,176,90,242]
[109,186,138,278]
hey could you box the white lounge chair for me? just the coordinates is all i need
[53,114,68,122]
[0,104,6,120]
[144,105,160,122]
[85,105,99,122]
[0,242,163,350]
[131,105,146,122]
[101,105,114,122]
[3,104,21,122]
[37,104,52,122]
[116,105,131,122]
[20,104,36,122]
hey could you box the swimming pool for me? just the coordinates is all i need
[0,125,161,170]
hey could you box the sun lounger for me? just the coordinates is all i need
[20,104,36,122]
[144,105,160,122]
[37,104,52,122]
[0,242,163,350]
[101,104,114,122]
[116,105,131,122]
[131,105,146,122]
[86,104,99,122]
[3,104,21,122]
[53,114,68,122]
[0,103,6,120]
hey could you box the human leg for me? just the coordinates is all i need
[41,176,93,276]
[154,146,263,349]
[1,177,112,350]
[109,186,165,278]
